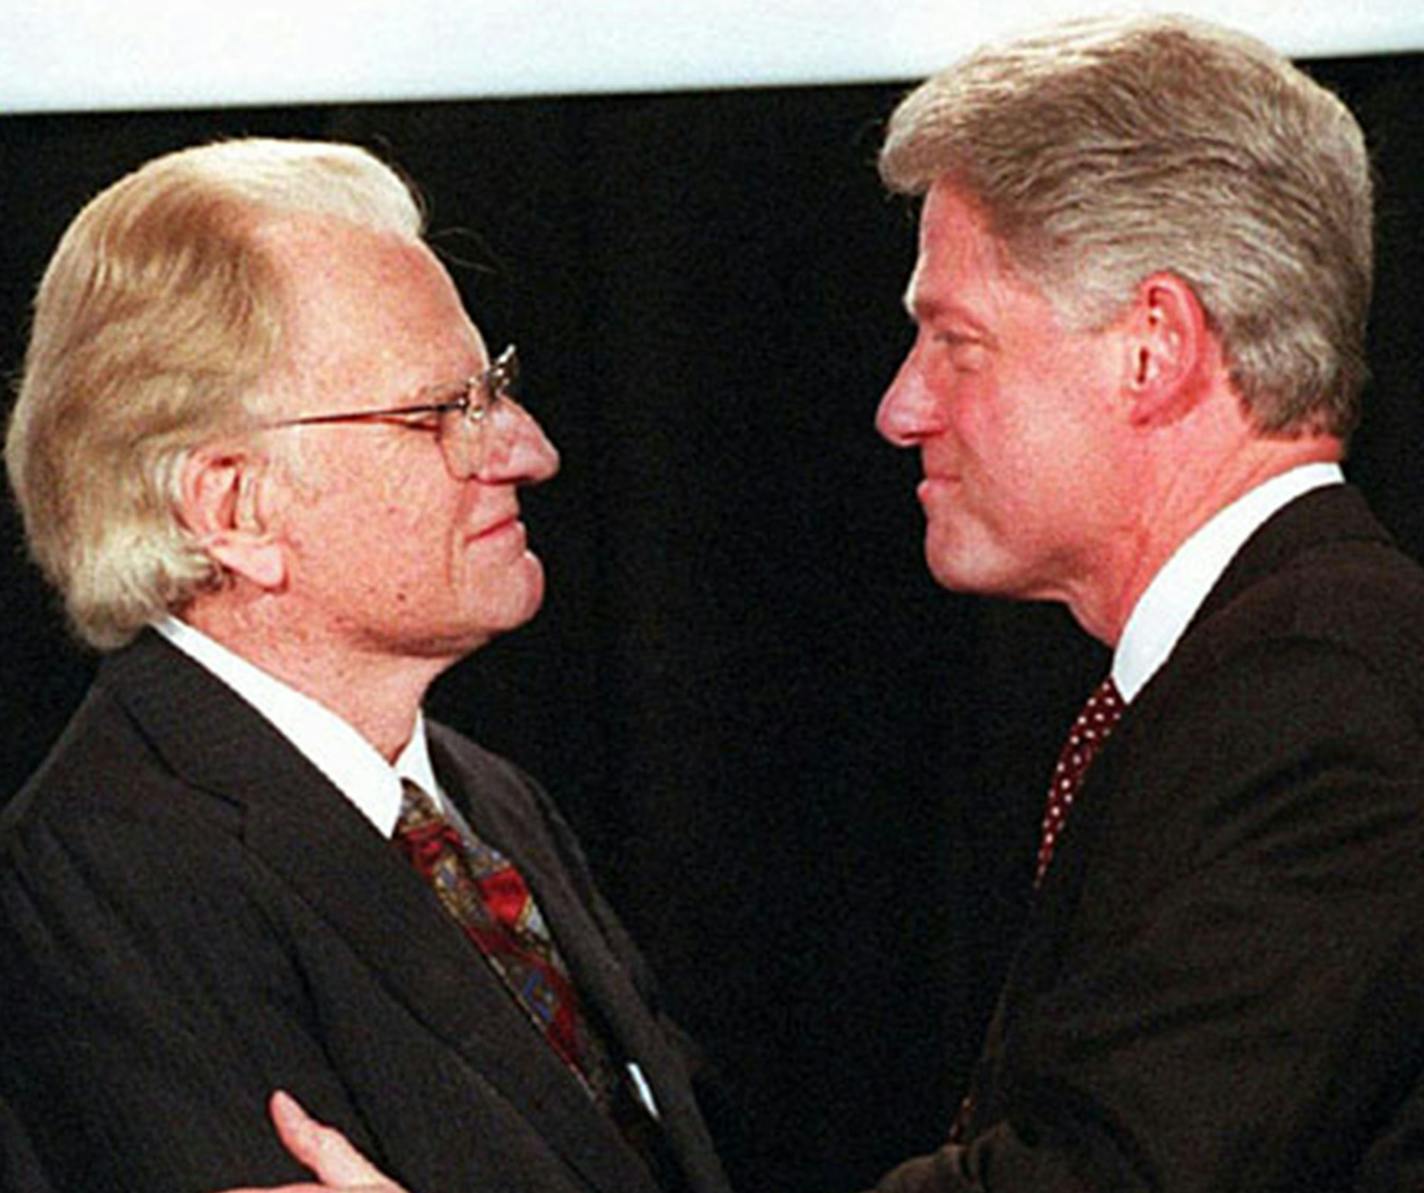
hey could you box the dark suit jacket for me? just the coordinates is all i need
[0,632,731,1193]
[876,485,1424,1192]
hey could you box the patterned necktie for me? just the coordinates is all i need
[393,780,609,1093]
[1035,676,1125,887]
[393,781,687,1188]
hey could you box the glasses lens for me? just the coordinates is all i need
[439,401,483,475]
[439,346,519,476]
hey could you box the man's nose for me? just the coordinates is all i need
[875,356,939,447]
[473,400,560,485]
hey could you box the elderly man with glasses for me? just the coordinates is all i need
[0,138,731,1193]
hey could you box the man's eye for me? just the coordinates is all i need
[937,334,987,371]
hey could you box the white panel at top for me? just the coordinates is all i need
[3,0,1421,115]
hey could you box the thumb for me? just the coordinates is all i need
[268,1091,390,1187]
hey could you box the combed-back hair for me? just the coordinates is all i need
[6,138,425,649]
[880,15,1373,438]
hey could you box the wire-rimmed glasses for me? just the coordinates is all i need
[265,345,521,476]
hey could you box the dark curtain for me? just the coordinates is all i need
[1,55,1421,1191]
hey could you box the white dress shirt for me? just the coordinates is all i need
[1112,462,1344,702]
[154,617,443,838]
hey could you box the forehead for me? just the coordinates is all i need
[262,214,485,408]
[905,180,1040,325]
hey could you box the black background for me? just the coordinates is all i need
[2,54,1422,1190]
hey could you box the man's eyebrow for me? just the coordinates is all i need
[904,290,995,343]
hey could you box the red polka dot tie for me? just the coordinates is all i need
[1036,676,1125,887]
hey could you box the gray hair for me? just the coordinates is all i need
[5,138,425,650]
[880,14,1373,438]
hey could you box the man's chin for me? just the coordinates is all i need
[923,541,1011,597]
[462,586,547,649]
[924,541,975,593]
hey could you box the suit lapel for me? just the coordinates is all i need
[104,634,654,1193]
[432,731,663,1061]
[431,730,723,1193]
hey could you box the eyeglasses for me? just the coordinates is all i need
[264,345,521,476]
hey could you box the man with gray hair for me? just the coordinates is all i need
[869,13,1424,1191]
[0,138,730,1193]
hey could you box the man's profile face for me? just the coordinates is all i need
[875,180,1130,609]
[257,214,560,664]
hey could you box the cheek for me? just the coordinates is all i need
[366,468,422,516]
[361,468,454,539]
[942,385,1003,464]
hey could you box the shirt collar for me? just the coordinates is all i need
[154,616,436,838]
[1112,462,1344,702]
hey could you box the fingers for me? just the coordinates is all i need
[267,1091,390,1187]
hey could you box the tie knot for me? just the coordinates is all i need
[394,779,464,874]
[398,778,442,831]
[1071,676,1126,740]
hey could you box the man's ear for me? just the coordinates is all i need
[177,447,288,591]
[1121,272,1211,427]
